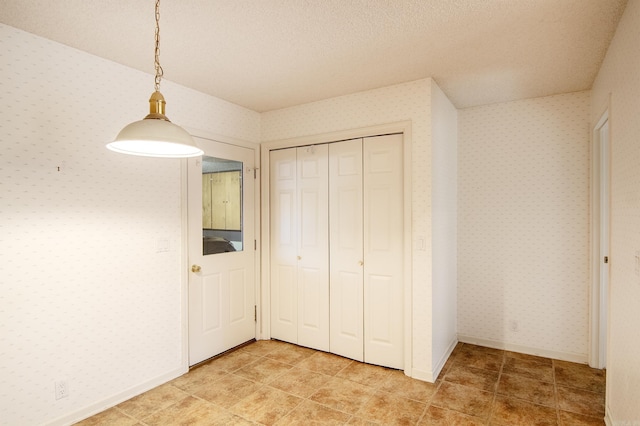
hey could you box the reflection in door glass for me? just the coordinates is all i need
[202,156,243,255]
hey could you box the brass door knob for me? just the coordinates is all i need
[358,260,364,266]
[191,264,202,273]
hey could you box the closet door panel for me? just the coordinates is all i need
[363,134,404,369]
[270,149,298,343]
[329,139,364,361]
[296,145,329,350]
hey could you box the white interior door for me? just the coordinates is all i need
[329,139,364,361]
[270,148,298,343]
[296,145,329,351]
[363,134,404,369]
[188,138,256,366]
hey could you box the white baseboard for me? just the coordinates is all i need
[410,367,434,383]
[604,406,613,426]
[431,338,458,380]
[45,366,188,426]
[410,337,458,384]
[457,334,588,364]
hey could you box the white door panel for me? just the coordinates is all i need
[270,149,298,342]
[297,145,329,350]
[364,134,403,369]
[188,139,256,366]
[329,139,364,361]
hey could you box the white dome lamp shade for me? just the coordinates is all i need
[108,91,203,158]
[106,0,203,159]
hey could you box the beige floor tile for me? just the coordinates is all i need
[558,410,605,425]
[265,343,317,365]
[269,365,332,398]
[170,364,228,393]
[142,396,231,426]
[238,339,289,356]
[310,376,376,414]
[444,364,499,392]
[431,382,494,420]
[234,357,293,383]
[276,399,351,425]
[497,373,556,407]
[116,383,189,419]
[207,349,261,373]
[346,417,381,425]
[505,351,553,366]
[297,351,353,376]
[554,361,606,394]
[454,349,504,372]
[73,407,138,426]
[502,356,554,383]
[490,395,558,425]
[379,369,438,403]
[419,405,486,425]
[337,361,392,388]
[192,373,263,408]
[231,386,302,425]
[460,344,505,357]
[557,386,605,418]
[356,391,426,425]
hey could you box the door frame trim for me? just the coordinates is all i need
[589,101,610,369]
[260,121,413,376]
[181,127,261,369]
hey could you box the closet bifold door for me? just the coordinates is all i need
[363,134,404,369]
[270,145,329,351]
[329,139,365,361]
[296,145,329,350]
[270,148,298,344]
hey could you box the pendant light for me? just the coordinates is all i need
[107,0,203,158]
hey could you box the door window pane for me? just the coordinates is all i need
[202,156,243,255]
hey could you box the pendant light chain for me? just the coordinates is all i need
[154,0,164,92]
[107,0,202,157]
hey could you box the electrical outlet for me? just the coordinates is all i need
[55,381,69,400]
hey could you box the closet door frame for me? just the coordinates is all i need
[260,121,413,377]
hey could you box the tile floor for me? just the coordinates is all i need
[75,340,606,425]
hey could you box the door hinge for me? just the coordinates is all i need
[604,256,609,264]
[254,168,258,179]
[254,240,257,250]
[254,305,257,322]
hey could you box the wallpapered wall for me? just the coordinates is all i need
[0,24,260,426]
[262,79,441,379]
[457,91,591,361]
[590,0,640,423]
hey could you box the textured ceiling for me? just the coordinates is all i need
[0,0,628,112]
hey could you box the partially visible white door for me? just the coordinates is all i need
[296,145,329,350]
[188,138,256,366]
[363,134,404,369]
[329,139,364,361]
[598,119,610,368]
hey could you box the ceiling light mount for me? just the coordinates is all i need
[107,0,203,158]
